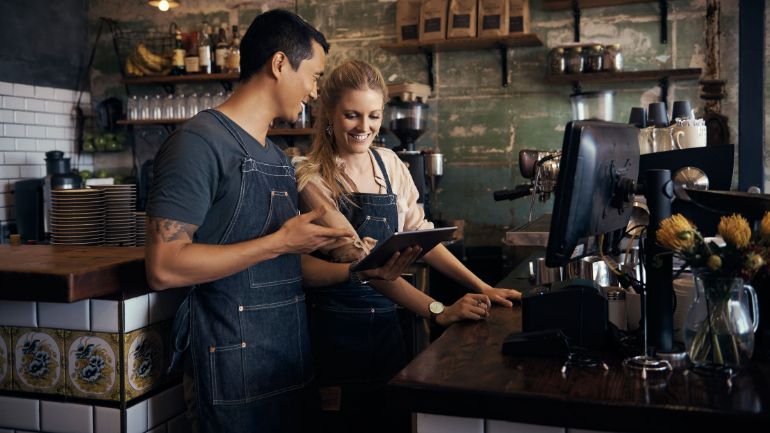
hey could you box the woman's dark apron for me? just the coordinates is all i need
[310,148,408,433]
[169,110,312,433]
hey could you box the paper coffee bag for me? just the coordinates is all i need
[508,0,530,34]
[419,0,448,42]
[478,0,509,37]
[447,0,477,39]
[397,0,422,43]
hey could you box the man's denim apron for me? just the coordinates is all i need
[310,148,407,432]
[169,110,312,433]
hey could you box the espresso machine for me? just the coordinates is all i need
[386,82,442,208]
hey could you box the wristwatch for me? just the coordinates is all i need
[429,301,445,325]
[349,261,369,286]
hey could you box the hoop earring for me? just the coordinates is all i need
[325,121,333,137]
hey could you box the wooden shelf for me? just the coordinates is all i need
[543,68,702,85]
[544,68,701,107]
[381,34,543,89]
[116,119,313,136]
[120,72,239,86]
[381,33,543,55]
[542,0,656,10]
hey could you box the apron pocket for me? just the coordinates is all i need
[241,295,310,400]
[355,216,391,241]
[209,342,247,404]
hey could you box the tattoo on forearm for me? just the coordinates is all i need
[149,218,197,243]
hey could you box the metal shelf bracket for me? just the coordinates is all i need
[498,43,510,87]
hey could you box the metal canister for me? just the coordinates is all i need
[585,44,604,73]
[565,47,584,74]
[603,43,623,72]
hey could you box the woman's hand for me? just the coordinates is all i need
[480,285,521,308]
[436,293,490,326]
[358,246,422,281]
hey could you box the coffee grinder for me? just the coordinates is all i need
[386,82,442,210]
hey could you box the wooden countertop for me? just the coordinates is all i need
[389,304,770,432]
[0,245,148,302]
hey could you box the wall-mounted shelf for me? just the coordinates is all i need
[542,0,656,10]
[381,34,543,89]
[544,67,702,106]
[542,0,668,44]
[116,119,313,136]
[120,72,239,93]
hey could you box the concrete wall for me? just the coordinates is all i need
[86,0,747,244]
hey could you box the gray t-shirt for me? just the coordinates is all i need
[147,110,285,244]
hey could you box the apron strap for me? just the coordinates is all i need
[204,109,253,158]
[370,148,394,195]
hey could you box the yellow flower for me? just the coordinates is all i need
[657,214,696,252]
[745,253,765,271]
[707,255,722,271]
[718,214,752,248]
[760,212,770,240]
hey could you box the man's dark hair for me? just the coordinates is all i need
[240,9,330,82]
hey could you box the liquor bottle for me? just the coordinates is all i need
[226,25,241,74]
[184,31,200,74]
[214,25,229,74]
[198,22,212,74]
[171,28,186,75]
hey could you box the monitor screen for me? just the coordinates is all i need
[546,121,640,267]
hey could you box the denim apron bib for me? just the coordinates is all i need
[310,149,407,431]
[169,110,312,433]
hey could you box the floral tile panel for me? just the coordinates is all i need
[125,323,165,400]
[66,331,120,400]
[12,327,65,395]
[0,327,11,390]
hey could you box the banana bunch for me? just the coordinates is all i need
[126,42,171,76]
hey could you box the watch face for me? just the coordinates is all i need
[429,302,445,315]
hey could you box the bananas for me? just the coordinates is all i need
[125,42,171,77]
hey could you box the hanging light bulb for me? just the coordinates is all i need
[148,0,180,12]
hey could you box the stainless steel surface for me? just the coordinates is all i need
[424,152,443,177]
[503,214,551,247]
[529,257,562,286]
[672,166,709,201]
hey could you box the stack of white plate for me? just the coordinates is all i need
[49,189,106,245]
[92,185,137,246]
[134,211,147,246]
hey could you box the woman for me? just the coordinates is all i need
[295,60,521,432]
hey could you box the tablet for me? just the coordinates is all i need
[350,227,457,272]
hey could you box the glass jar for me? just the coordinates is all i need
[547,47,566,74]
[585,44,604,73]
[565,47,584,74]
[603,43,623,72]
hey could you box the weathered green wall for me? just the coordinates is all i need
[87,0,743,245]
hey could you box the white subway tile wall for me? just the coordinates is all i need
[126,399,148,433]
[40,400,94,433]
[0,300,37,327]
[0,396,40,431]
[147,384,185,431]
[0,80,94,229]
[38,299,91,331]
[94,406,121,433]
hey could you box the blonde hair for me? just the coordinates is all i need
[296,60,388,202]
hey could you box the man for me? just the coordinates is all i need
[145,9,414,433]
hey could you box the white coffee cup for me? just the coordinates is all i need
[672,124,707,149]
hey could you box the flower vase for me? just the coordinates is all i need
[683,272,759,369]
